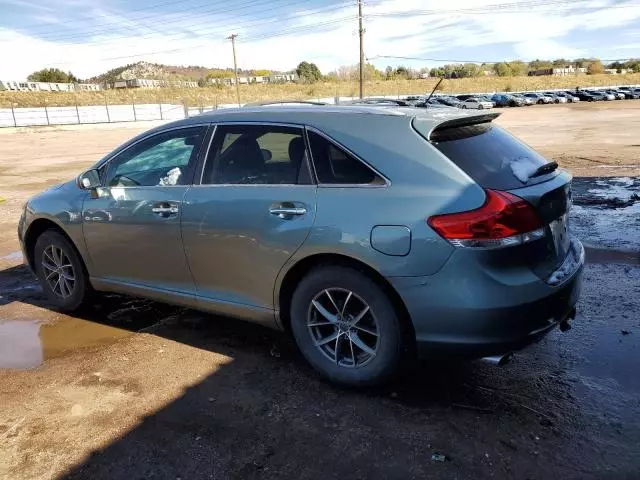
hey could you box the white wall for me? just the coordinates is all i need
[0,103,185,127]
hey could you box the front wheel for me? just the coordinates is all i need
[34,229,90,312]
[461,105,467,109]
[478,104,484,110]
[290,266,403,386]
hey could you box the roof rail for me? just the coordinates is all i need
[244,100,328,107]
[340,98,416,107]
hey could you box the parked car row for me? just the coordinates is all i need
[358,85,639,112]
[407,85,640,110]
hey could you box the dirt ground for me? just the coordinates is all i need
[0,102,639,480]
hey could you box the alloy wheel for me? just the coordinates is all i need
[307,288,380,368]
[41,245,75,299]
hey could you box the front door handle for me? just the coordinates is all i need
[152,202,179,217]
[269,206,307,218]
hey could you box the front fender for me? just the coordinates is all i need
[22,181,92,273]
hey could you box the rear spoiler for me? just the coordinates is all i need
[427,112,501,140]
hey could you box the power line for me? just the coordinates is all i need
[29,0,320,42]
[12,0,224,31]
[40,16,355,68]
[23,0,315,37]
[240,16,355,42]
[38,1,354,48]
[366,0,640,18]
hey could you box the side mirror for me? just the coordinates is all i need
[78,169,101,189]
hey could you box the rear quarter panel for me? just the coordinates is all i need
[276,113,486,285]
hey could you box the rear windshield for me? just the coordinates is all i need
[415,120,551,190]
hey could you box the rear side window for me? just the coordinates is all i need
[423,122,550,189]
[307,131,385,185]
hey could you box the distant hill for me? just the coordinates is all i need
[86,61,279,84]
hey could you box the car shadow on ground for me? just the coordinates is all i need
[0,263,588,479]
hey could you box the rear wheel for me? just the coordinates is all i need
[461,105,467,109]
[478,104,484,110]
[290,266,402,386]
[34,229,90,312]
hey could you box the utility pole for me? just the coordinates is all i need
[358,0,364,99]
[227,33,241,106]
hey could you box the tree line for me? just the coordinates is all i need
[24,58,640,85]
[298,58,640,82]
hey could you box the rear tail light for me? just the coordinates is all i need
[428,189,545,249]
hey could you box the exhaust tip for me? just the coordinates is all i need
[481,352,513,366]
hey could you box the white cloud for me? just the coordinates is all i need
[514,39,584,60]
[0,0,639,80]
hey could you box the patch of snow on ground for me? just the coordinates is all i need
[570,201,640,251]
[586,177,638,202]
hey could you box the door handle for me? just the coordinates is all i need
[269,207,307,218]
[152,203,179,216]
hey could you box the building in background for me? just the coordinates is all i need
[0,80,102,92]
[267,73,298,83]
[107,79,199,89]
[528,66,587,76]
[604,68,628,75]
[209,74,298,85]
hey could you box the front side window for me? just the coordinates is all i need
[307,131,385,185]
[105,126,206,187]
[202,125,308,185]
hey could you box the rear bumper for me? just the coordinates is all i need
[389,239,585,360]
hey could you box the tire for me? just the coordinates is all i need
[461,105,467,109]
[34,229,90,312]
[478,104,484,110]
[538,100,544,105]
[290,266,403,386]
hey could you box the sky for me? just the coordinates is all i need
[0,0,639,80]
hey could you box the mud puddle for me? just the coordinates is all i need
[1,264,185,369]
[0,318,133,369]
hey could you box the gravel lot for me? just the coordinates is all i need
[1,102,639,479]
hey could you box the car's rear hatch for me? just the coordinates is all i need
[413,113,575,283]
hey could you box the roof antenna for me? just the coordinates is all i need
[424,77,443,107]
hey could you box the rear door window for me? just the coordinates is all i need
[414,120,552,189]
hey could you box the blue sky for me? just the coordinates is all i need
[0,0,639,79]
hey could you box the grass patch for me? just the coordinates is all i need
[1,74,639,108]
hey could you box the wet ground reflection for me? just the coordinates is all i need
[0,320,42,368]
[0,317,133,369]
